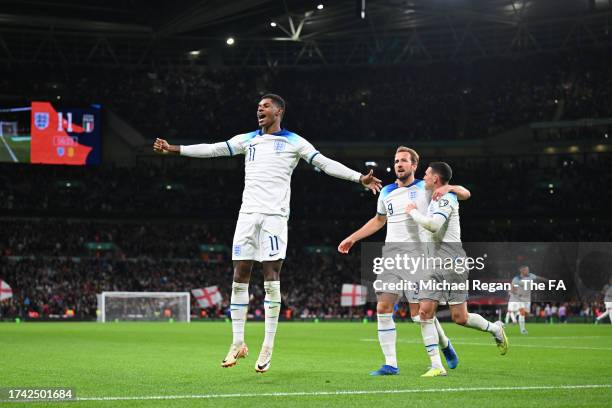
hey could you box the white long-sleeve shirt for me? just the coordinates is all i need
[180,129,362,217]
[408,192,461,242]
[409,191,464,259]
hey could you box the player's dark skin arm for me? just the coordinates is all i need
[153,138,180,154]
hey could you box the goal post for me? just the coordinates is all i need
[99,292,191,323]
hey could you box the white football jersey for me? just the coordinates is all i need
[425,192,461,243]
[423,192,465,260]
[226,129,318,216]
[509,273,537,302]
[377,180,431,242]
[604,284,612,302]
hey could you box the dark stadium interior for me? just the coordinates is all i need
[1,0,611,322]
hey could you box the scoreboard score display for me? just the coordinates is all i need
[0,102,101,165]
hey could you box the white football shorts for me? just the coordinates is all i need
[508,301,530,312]
[232,212,288,262]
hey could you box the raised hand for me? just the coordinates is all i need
[338,237,356,254]
[153,138,171,153]
[432,184,453,201]
[360,170,382,195]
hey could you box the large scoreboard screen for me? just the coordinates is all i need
[0,102,101,165]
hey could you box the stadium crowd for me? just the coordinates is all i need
[1,50,611,321]
[1,150,611,320]
[0,249,605,322]
[1,209,609,321]
[1,51,610,142]
[0,251,357,320]
[1,152,611,223]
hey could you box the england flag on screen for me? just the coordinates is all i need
[340,284,367,307]
[0,280,12,301]
[192,286,223,308]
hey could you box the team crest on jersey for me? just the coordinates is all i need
[34,112,49,130]
[439,198,449,207]
[56,147,65,157]
[233,245,241,256]
[273,140,286,153]
[409,191,417,200]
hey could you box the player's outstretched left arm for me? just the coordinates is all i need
[405,202,445,233]
[359,169,382,194]
[432,184,471,201]
[310,153,382,194]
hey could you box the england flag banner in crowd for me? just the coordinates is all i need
[0,280,12,301]
[192,286,223,308]
[340,284,367,307]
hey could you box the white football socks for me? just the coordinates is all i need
[377,313,397,368]
[230,281,249,345]
[262,281,281,348]
[434,317,450,348]
[519,314,526,332]
[466,313,500,335]
[413,314,449,348]
[505,312,517,324]
[421,318,443,369]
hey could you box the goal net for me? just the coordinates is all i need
[0,121,18,137]
[99,292,191,322]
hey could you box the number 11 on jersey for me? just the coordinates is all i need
[247,146,256,161]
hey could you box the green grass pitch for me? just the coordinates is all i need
[0,136,30,163]
[0,322,611,407]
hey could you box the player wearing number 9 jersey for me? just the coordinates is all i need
[153,93,382,373]
[338,146,471,376]
[376,176,431,243]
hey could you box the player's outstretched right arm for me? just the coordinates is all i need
[153,138,236,158]
[338,214,386,254]
[153,138,180,154]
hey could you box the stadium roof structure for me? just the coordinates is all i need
[2,0,612,67]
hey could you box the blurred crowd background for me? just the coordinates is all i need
[1,49,611,321]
